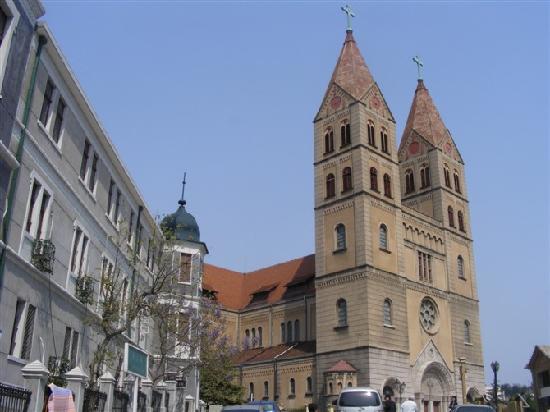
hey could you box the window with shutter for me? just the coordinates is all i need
[80,139,90,180]
[39,80,54,126]
[179,253,192,283]
[21,304,36,360]
[335,224,346,251]
[52,98,65,143]
[62,327,72,361]
[70,331,79,368]
[9,299,25,356]
[88,154,99,192]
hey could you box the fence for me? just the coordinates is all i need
[113,389,130,412]
[151,390,162,412]
[137,391,146,412]
[0,382,31,412]
[82,387,107,412]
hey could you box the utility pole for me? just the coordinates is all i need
[491,361,500,411]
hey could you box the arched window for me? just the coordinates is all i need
[251,328,256,347]
[335,224,346,251]
[249,382,255,401]
[337,298,347,327]
[263,381,269,399]
[379,224,388,250]
[370,167,378,192]
[326,173,336,198]
[258,326,263,347]
[464,320,471,343]
[294,319,300,342]
[348,382,353,387]
[380,129,389,153]
[383,173,392,198]
[448,206,455,227]
[341,121,351,147]
[457,255,465,279]
[458,211,465,232]
[324,129,334,154]
[306,377,313,394]
[281,322,286,343]
[444,165,451,188]
[368,121,375,146]
[337,382,343,393]
[383,298,392,325]
[245,329,250,348]
[290,378,296,396]
[287,321,293,343]
[342,167,352,192]
[329,382,333,395]
[405,169,415,194]
[454,171,461,194]
[420,165,431,188]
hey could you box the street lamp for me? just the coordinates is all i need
[490,361,500,410]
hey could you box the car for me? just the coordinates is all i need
[222,405,264,412]
[333,387,384,412]
[452,405,495,412]
[247,400,280,412]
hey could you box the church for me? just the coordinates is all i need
[203,17,485,412]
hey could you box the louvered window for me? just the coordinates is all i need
[444,167,451,187]
[286,321,293,343]
[70,331,79,368]
[24,179,51,240]
[458,211,465,232]
[21,304,36,360]
[420,165,431,188]
[342,167,352,192]
[258,327,263,347]
[368,121,376,146]
[383,299,392,325]
[337,299,347,327]
[294,319,300,342]
[52,98,65,143]
[418,251,433,283]
[290,378,296,396]
[335,224,346,251]
[179,253,192,283]
[326,173,335,198]
[405,169,415,194]
[341,122,351,147]
[80,139,90,180]
[8,300,25,356]
[281,322,286,343]
[380,129,389,153]
[324,130,334,153]
[383,174,392,198]
[39,80,54,126]
[370,167,378,192]
[448,206,455,228]
[379,224,388,250]
[88,153,99,192]
[454,172,461,194]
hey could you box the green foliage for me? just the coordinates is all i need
[500,383,533,398]
[75,275,94,306]
[160,213,176,240]
[48,356,70,387]
[31,239,55,273]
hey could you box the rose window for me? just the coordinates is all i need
[420,298,438,333]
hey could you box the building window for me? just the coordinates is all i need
[370,167,378,192]
[289,378,296,397]
[457,255,465,279]
[39,80,55,126]
[51,98,65,143]
[418,251,433,283]
[448,206,455,228]
[0,8,8,45]
[336,298,347,327]
[342,167,352,192]
[458,211,465,232]
[420,165,431,188]
[79,139,91,180]
[367,121,375,146]
[24,178,51,240]
[454,171,461,194]
[337,382,343,393]
[464,320,471,344]
[341,121,351,147]
[88,153,99,193]
[69,226,89,276]
[307,377,313,394]
[251,328,256,347]
[329,382,333,395]
[383,298,392,325]
[326,173,335,198]
[114,189,121,226]
[107,179,115,217]
[444,165,451,188]
[281,322,286,343]
[128,210,135,243]
[179,253,192,283]
[405,169,415,194]
[335,224,346,251]
[380,129,389,153]
[62,327,80,369]
[244,329,250,347]
[9,300,36,360]
[263,381,269,399]
[383,174,392,198]
[249,382,254,401]
[324,129,334,154]
[294,319,300,342]
[379,224,388,250]
[287,321,293,343]
[258,326,263,347]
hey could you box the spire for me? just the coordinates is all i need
[327,25,375,101]
[401,79,451,148]
[178,173,187,207]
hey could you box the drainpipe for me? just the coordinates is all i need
[304,296,308,341]
[127,205,143,339]
[0,33,48,308]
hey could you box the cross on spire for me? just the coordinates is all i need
[178,172,187,206]
[341,4,355,31]
[413,55,424,80]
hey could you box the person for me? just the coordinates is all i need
[401,397,418,412]
[449,396,458,412]
[384,395,397,412]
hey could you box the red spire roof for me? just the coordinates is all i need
[401,80,451,148]
[326,360,357,373]
[329,30,375,100]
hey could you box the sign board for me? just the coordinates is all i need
[124,343,148,379]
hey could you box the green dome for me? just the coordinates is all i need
[174,200,200,242]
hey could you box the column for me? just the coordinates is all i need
[65,365,89,412]
[21,360,50,412]
[166,379,177,412]
[99,372,116,412]
[156,381,168,412]
[142,379,153,412]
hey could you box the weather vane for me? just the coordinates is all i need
[413,55,424,80]
[179,172,187,206]
[341,5,356,31]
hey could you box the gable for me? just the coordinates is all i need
[315,83,355,122]
[361,83,395,122]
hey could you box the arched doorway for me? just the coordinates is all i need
[419,363,453,412]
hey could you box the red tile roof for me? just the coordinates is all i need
[232,341,316,365]
[326,360,358,373]
[203,254,315,311]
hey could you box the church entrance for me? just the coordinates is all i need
[418,363,453,412]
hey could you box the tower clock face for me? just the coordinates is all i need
[330,96,342,109]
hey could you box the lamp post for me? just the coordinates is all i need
[490,361,500,410]
[395,379,406,412]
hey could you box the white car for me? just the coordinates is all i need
[334,387,384,412]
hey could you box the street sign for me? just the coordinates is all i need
[124,343,148,379]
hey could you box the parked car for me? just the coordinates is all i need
[452,405,495,412]
[222,405,267,412]
[247,400,281,412]
[333,387,384,412]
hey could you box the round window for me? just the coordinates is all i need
[419,297,439,334]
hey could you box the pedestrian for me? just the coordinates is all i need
[449,396,458,412]
[401,397,418,412]
[384,395,397,412]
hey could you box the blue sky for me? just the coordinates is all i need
[42,1,548,385]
